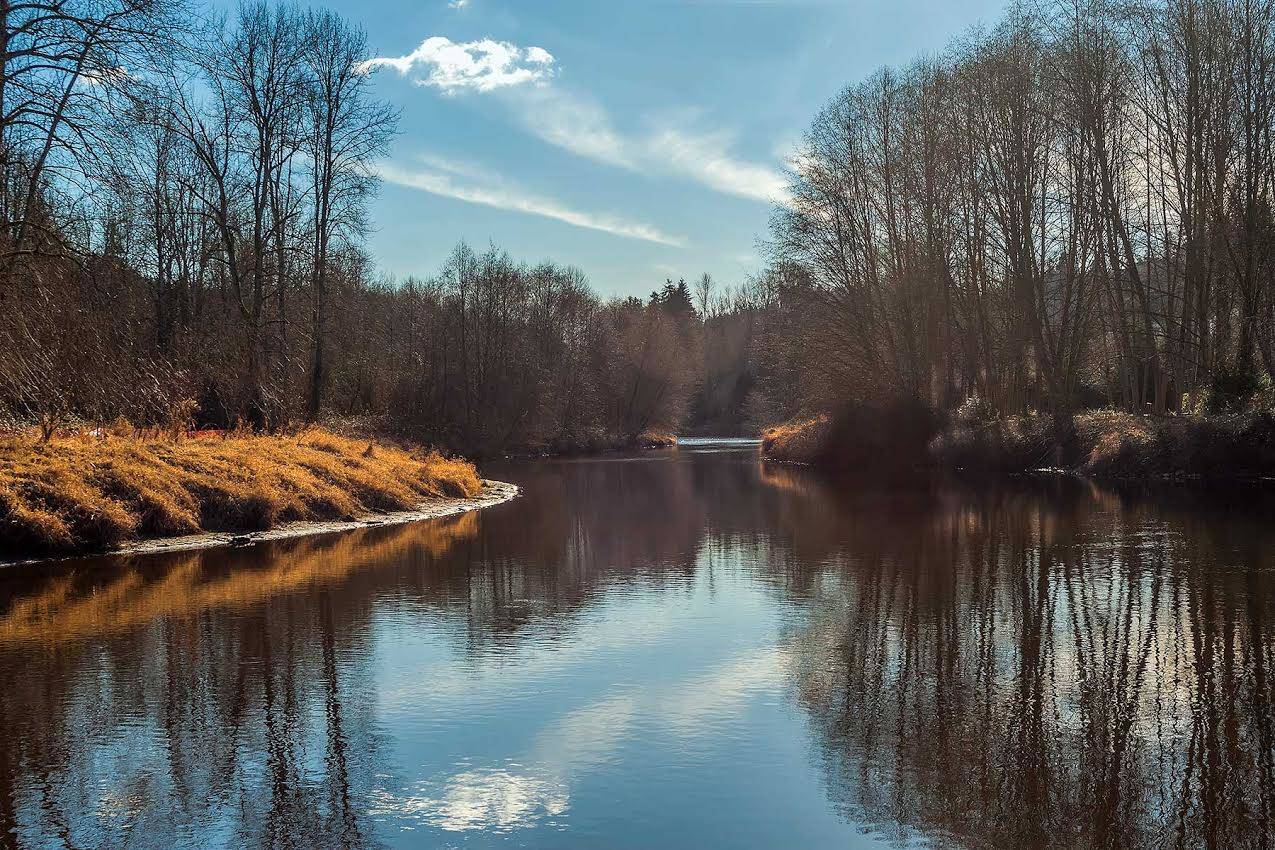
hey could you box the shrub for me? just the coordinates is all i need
[763,398,941,473]
[933,407,1275,481]
[1205,370,1269,413]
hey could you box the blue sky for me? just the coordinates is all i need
[315,0,1010,298]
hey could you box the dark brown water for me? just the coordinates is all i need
[1,443,1274,848]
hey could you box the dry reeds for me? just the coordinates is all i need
[762,415,832,464]
[931,408,1275,480]
[0,427,482,556]
[637,429,678,449]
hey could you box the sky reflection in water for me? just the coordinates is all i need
[1,446,1274,848]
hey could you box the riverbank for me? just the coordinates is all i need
[0,427,505,559]
[934,408,1275,480]
[0,480,517,568]
[501,429,677,458]
[761,401,940,474]
[762,415,833,464]
[764,406,1275,481]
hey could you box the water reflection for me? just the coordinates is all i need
[786,480,1275,849]
[368,768,569,834]
[0,513,478,645]
[0,448,1273,848]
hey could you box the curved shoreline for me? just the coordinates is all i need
[1,479,519,568]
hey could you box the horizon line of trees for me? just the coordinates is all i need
[29,0,1269,445]
[0,0,772,449]
[765,0,1275,422]
[0,0,401,433]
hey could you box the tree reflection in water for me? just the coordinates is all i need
[774,472,1275,849]
[0,450,1271,848]
[0,515,483,849]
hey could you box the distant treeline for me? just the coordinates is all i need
[766,0,1275,421]
[0,0,779,450]
[27,0,1273,451]
[311,249,768,451]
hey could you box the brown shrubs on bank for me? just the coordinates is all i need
[766,402,1275,481]
[933,409,1275,480]
[0,428,482,557]
[762,401,941,472]
[636,430,678,449]
[762,415,832,463]
[930,412,1076,474]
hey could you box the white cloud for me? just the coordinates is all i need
[78,65,130,87]
[368,33,788,204]
[664,647,787,733]
[368,769,568,833]
[360,37,555,93]
[504,86,788,204]
[649,126,789,203]
[377,159,683,246]
[531,694,638,777]
[448,0,469,8]
[513,86,634,169]
[412,152,498,182]
[525,46,553,64]
[368,694,634,834]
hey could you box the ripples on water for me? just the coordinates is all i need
[1,446,1274,848]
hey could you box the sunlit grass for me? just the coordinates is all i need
[0,427,482,555]
[637,429,678,448]
[761,414,831,463]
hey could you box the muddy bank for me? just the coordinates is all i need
[764,405,1275,483]
[1,480,518,568]
[933,409,1275,481]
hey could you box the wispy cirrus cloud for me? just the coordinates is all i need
[364,35,787,204]
[514,86,635,170]
[377,157,683,246]
[647,125,789,203]
[359,37,554,93]
[506,86,788,204]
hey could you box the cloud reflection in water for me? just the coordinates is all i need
[368,768,568,833]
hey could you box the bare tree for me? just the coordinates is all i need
[301,9,396,419]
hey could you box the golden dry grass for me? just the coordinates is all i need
[761,414,831,463]
[637,429,678,448]
[0,428,482,556]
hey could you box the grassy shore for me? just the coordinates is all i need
[762,415,832,463]
[764,405,1275,481]
[0,427,482,557]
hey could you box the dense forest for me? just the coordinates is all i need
[0,0,770,453]
[767,0,1275,422]
[12,0,1275,459]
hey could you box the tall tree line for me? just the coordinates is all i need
[765,0,1275,420]
[0,0,717,449]
[0,0,401,433]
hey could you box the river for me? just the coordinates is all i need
[1,442,1273,848]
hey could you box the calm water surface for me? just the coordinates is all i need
[2,445,1275,848]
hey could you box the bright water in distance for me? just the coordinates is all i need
[1,443,1274,848]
